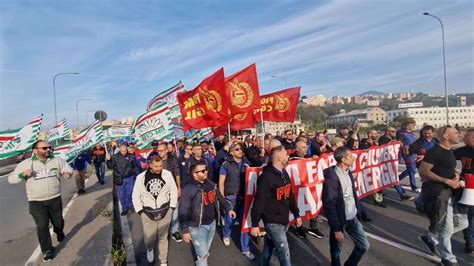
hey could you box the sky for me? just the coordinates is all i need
[0,0,472,129]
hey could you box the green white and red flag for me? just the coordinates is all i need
[47,118,71,142]
[0,115,43,160]
[133,102,173,149]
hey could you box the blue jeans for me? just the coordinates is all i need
[171,201,180,234]
[261,223,291,266]
[438,198,469,262]
[189,221,216,266]
[464,206,474,245]
[223,195,250,252]
[330,218,370,266]
[117,176,135,212]
[398,160,418,191]
[94,162,105,183]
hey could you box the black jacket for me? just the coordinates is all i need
[106,153,140,182]
[378,135,394,145]
[322,166,361,232]
[178,179,231,234]
[246,145,266,167]
[251,164,300,226]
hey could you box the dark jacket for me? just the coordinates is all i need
[106,153,140,183]
[72,152,92,171]
[177,155,192,187]
[178,179,231,234]
[220,157,250,196]
[90,147,106,163]
[359,139,377,150]
[322,166,362,232]
[251,165,300,226]
[378,135,394,145]
[246,145,266,167]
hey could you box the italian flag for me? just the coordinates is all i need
[133,102,173,150]
[47,118,71,142]
[0,115,43,160]
[63,120,104,163]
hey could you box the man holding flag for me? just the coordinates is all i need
[8,140,73,262]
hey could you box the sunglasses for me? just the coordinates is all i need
[233,148,242,152]
[37,146,52,151]
[236,137,243,140]
[193,168,208,174]
[157,150,167,152]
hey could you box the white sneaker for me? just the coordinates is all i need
[242,251,255,260]
[414,188,422,193]
[147,249,154,263]
[223,237,231,246]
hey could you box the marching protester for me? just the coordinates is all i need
[418,126,468,265]
[454,128,474,253]
[281,129,296,156]
[91,143,106,185]
[251,139,303,266]
[106,142,140,215]
[178,143,194,187]
[397,121,420,193]
[8,140,73,262]
[310,131,333,157]
[359,129,386,208]
[290,140,324,239]
[218,143,255,260]
[132,156,178,265]
[156,143,182,242]
[190,142,214,182]
[379,127,415,201]
[128,142,147,172]
[246,135,266,167]
[322,146,370,266]
[179,161,236,266]
[71,150,92,194]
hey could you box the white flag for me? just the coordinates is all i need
[0,115,42,160]
[47,119,71,142]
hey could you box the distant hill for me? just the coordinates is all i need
[358,91,385,96]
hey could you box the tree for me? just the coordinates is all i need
[390,115,415,128]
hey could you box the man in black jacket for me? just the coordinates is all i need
[250,139,302,266]
[179,161,235,266]
[323,147,370,266]
[106,142,140,215]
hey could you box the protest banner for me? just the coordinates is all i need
[0,115,42,160]
[242,142,401,233]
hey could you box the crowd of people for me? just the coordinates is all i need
[7,122,473,266]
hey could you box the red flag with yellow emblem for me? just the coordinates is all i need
[225,64,261,115]
[212,112,256,135]
[254,87,301,122]
[177,68,230,130]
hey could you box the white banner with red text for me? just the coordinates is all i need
[242,142,401,233]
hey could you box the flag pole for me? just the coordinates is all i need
[228,123,231,139]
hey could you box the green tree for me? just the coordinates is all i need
[390,115,415,128]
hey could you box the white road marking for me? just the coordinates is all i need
[24,179,89,266]
[318,216,441,263]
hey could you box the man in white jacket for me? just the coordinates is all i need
[8,140,73,262]
[132,156,178,265]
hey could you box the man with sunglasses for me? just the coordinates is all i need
[8,140,73,262]
[251,140,302,266]
[282,130,296,156]
[218,143,255,260]
[179,162,236,266]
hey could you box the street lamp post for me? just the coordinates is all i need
[85,110,96,126]
[76,98,92,130]
[423,12,449,125]
[271,75,287,87]
[53,72,79,125]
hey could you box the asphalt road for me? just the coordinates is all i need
[0,163,104,265]
[127,164,473,266]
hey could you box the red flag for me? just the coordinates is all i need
[177,68,230,130]
[254,87,301,122]
[213,112,256,135]
[225,64,261,115]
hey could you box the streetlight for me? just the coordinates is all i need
[271,75,287,87]
[423,12,449,125]
[76,98,92,130]
[53,72,80,125]
[85,110,96,126]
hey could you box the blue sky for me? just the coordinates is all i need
[1,0,472,129]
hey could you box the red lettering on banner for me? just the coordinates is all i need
[241,142,402,233]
